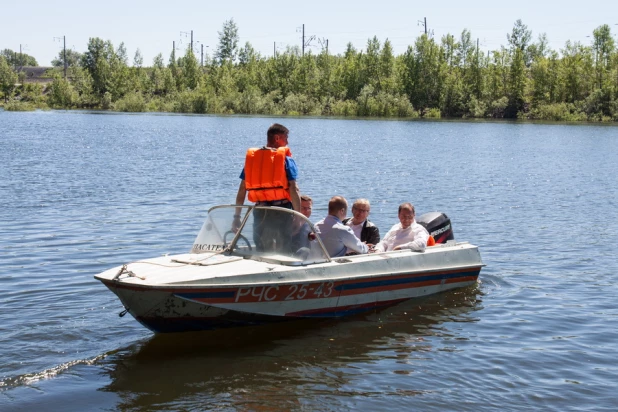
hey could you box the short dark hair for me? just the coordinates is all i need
[328,196,347,214]
[398,202,415,214]
[300,194,313,203]
[267,123,289,143]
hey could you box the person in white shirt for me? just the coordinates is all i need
[374,203,429,252]
[315,196,369,257]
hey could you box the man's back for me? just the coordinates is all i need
[315,215,368,257]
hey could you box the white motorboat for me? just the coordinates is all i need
[94,205,484,333]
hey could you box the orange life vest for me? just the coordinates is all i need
[427,235,436,246]
[245,147,292,202]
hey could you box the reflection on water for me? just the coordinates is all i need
[99,288,481,410]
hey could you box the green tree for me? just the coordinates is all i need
[133,48,144,68]
[341,43,362,99]
[70,67,97,107]
[559,41,593,104]
[468,39,485,101]
[47,74,75,108]
[442,34,459,68]
[378,39,396,93]
[108,43,131,99]
[81,38,115,96]
[52,49,82,68]
[215,18,239,64]
[238,42,259,66]
[527,33,549,62]
[402,35,444,113]
[0,49,38,66]
[0,56,18,102]
[507,19,532,51]
[592,24,615,89]
[487,47,510,103]
[130,48,149,93]
[360,36,381,91]
[457,29,474,73]
[507,47,527,117]
[181,48,200,90]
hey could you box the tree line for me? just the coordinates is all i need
[1,19,617,121]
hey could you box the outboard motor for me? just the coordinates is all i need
[417,212,454,244]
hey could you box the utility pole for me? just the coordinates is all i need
[180,31,193,53]
[326,39,329,54]
[54,36,67,78]
[476,38,480,99]
[418,18,428,36]
[63,36,67,79]
[298,24,315,56]
[201,43,204,66]
[274,41,276,58]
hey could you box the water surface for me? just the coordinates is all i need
[1,111,617,411]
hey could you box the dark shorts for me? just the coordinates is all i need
[253,203,294,253]
[255,200,293,208]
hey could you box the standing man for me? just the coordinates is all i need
[342,198,380,248]
[234,123,301,251]
[315,196,368,257]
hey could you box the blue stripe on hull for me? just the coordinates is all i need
[338,269,479,291]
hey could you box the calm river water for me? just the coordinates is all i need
[1,111,617,411]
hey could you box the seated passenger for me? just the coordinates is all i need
[290,194,314,253]
[342,198,380,251]
[373,203,429,252]
[315,196,368,257]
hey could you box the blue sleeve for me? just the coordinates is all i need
[239,168,245,180]
[285,157,298,181]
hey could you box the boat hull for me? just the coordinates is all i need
[99,264,481,333]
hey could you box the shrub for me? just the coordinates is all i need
[101,92,113,110]
[489,97,508,118]
[527,103,587,121]
[4,101,36,111]
[146,96,175,112]
[609,99,618,121]
[282,93,319,115]
[424,108,442,118]
[18,83,46,106]
[467,96,488,118]
[47,77,76,109]
[192,92,209,114]
[331,99,358,117]
[355,86,417,118]
[114,92,147,112]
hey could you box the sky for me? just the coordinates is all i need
[2,0,617,66]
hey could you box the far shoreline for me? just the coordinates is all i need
[2,106,617,127]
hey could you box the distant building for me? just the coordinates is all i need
[16,66,56,84]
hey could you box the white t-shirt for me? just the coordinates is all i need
[346,220,364,240]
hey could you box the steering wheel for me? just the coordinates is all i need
[223,231,252,251]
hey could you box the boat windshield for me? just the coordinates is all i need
[191,205,330,266]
